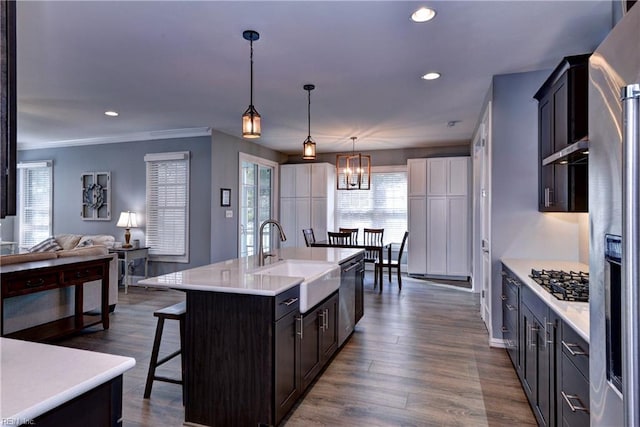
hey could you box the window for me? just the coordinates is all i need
[17,161,53,249]
[335,166,407,243]
[145,151,190,263]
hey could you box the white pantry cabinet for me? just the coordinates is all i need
[408,157,471,278]
[280,163,335,248]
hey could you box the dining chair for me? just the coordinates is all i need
[339,228,359,244]
[302,228,316,247]
[363,228,384,286]
[327,231,353,246]
[377,231,409,291]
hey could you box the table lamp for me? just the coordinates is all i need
[116,211,138,248]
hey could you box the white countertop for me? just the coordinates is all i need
[138,247,363,296]
[501,258,589,343]
[0,338,135,425]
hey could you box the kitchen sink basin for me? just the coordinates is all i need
[252,260,340,313]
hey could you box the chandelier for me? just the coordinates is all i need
[336,137,371,190]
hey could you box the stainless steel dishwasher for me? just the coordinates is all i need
[338,256,359,346]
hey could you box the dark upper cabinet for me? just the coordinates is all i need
[534,54,590,212]
[1,0,17,218]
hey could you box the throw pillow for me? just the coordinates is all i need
[29,236,63,253]
[75,239,94,248]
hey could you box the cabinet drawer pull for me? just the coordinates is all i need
[319,310,325,332]
[545,318,554,345]
[562,340,588,356]
[343,262,359,273]
[281,297,299,306]
[324,308,329,331]
[501,326,509,333]
[26,278,45,287]
[296,316,303,339]
[561,391,589,413]
[505,303,516,311]
[501,294,507,301]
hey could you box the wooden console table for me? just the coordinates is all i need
[1,255,111,342]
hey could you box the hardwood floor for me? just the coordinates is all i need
[57,274,535,426]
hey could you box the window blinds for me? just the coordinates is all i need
[335,167,407,243]
[17,161,52,248]
[145,152,190,262]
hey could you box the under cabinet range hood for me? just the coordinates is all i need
[542,137,589,166]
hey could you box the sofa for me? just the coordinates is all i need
[0,234,119,335]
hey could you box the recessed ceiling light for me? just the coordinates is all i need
[421,72,441,81]
[104,111,119,117]
[411,7,436,23]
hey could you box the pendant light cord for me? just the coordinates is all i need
[307,89,311,139]
[249,39,254,106]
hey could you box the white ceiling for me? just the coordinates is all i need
[16,1,613,154]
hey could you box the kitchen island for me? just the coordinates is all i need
[1,337,135,426]
[139,247,364,426]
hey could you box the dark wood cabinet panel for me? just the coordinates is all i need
[300,292,339,390]
[535,54,589,212]
[33,376,123,427]
[275,309,301,423]
[320,293,338,360]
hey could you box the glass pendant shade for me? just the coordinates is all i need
[242,105,261,138]
[302,137,316,160]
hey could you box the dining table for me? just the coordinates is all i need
[310,240,390,293]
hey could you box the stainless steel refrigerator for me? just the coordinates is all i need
[589,3,640,426]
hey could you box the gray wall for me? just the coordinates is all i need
[17,136,212,276]
[11,129,468,273]
[488,70,587,341]
[209,130,286,263]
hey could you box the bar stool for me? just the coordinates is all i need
[143,301,186,400]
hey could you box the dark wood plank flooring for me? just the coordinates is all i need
[56,274,535,426]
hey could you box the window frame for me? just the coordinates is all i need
[17,160,53,250]
[144,151,190,263]
[334,165,408,244]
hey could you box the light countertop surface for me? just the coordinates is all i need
[501,258,589,343]
[138,247,363,296]
[0,338,135,425]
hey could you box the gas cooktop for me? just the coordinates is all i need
[529,269,589,303]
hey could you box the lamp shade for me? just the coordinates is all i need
[116,211,138,228]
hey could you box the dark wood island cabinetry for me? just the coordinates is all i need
[166,250,365,427]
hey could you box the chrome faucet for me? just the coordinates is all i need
[257,219,287,266]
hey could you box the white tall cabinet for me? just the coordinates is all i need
[280,163,335,248]
[407,157,471,278]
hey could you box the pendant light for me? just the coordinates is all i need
[336,136,371,190]
[242,30,261,138]
[302,84,316,160]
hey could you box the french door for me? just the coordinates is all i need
[238,153,278,258]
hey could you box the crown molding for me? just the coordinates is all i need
[17,127,212,151]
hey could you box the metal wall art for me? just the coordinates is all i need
[81,171,111,220]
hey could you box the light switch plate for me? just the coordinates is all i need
[225,210,233,218]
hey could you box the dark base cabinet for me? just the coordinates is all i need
[33,376,123,427]
[501,269,520,370]
[184,285,343,427]
[501,264,590,427]
[559,321,590,426]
